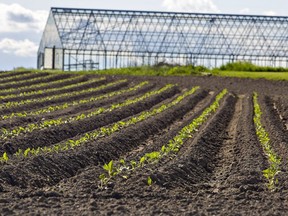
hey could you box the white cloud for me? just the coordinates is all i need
[162,0,220,13]
[263,11,276,16]
[0,3,48,33]
[239,8,250,14]
[0,38,38,57]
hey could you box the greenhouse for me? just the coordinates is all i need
[38,7,288,71]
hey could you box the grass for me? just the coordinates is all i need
[213,71,288,81]
[11,65,208,76]
[211,61,288,81]
[8,61,288,81]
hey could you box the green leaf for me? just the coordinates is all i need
[2,152,8,162]
[147,176,152,186]
[120,159,125,165]
[24,148,31,157]
[139,156,146,164]
[103,160,114,176]
[99,173,106,180]
[130,160,137,169]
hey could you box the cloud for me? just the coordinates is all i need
[162,0,220,13]
[239,8,250,14]
[263,11,276,16]
[0,38,38,57]
[0,3,48,33]
[8,12,35,23]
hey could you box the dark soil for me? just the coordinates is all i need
[0,73,288,215]
[0,74,82,96]
[0,85,178,155]
[0,77,107,103]
[0,71,31,79]
[0,78,125,115]
[0,73,48,85]
[0,82,156,129]
[0,73,70,90]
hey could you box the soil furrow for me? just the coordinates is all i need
[124,90,215,161]
[0,78,107,103]
[150,94,237,189]
[208,95,244,187]
[89,94,271,215]
[270,96,288,131]
[0,80,127,116]
[0,86,179,155]
[217,95,268,189]
[0,75,81,97]
[0,86,181,189]
[33,90,214,197]
[0,74,71,91]
[0,73,47,85]
[0,71,31,79]
[0,83,156,129]
[260,95,288,189]
[0,75,287,215]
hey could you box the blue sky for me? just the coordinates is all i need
[0,0,287,70]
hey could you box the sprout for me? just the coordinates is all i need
[147,176,153,186]
[253,92,281,190]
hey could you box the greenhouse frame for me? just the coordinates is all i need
[38,7,288,71]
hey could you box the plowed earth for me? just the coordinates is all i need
[0,72,287,215]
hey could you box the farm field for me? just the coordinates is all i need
[0,71,288,215]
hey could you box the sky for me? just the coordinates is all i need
[0,0,287,70]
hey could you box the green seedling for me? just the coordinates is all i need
[253,92,281,190]
[120,159,125,164]
[2,83,173,140]
[23,148,31,157]
[103,160,117,177]
[145,152,161,163]
[147,176,153,186]
[2,152,9,162]
[139,156,146,167]
[263,167,280,190]
[130,160,137,170]
[96,88,227,188]
[14,85,200,163]
[98,173,109,188]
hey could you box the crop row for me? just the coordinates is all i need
[5,86,199,161]
[0,75,82,95]
[1,81,149,120]
[253,92,281,190]
[98,89,228,187]
[0,72,35,83]
[0,71,29,79]
[0,73,55,89]
[0,77,104,101]
[0,84,175,140]
[0,77,111,110]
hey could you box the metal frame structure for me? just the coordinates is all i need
[38,7,288,71]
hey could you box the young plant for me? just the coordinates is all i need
[12,85,199,162]
[99,160,118,188]
[1,83,173,140]
[0,77,108,110]
[97,89,228,187]
[147,176,153,186]
[253,92,281,190]
[103,160,117,177]
[0,78,101,101]
[0,152,9,163]
[0,75,80,95]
